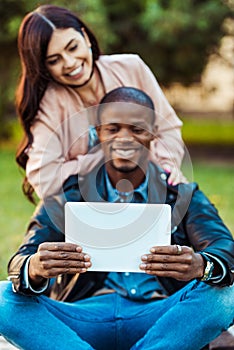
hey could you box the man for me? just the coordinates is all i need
[0,87,233,350]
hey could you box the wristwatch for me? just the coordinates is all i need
[200,252,214,281]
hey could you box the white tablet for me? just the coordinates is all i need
[65,202,171,272]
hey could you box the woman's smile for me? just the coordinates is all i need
[66,64,83,78]
[46,28,93,86]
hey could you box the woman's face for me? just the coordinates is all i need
[45,27,93,87]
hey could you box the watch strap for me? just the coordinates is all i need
[200,252,214,281]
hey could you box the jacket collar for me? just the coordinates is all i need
[76,161,169,203]
[63,161,195,228]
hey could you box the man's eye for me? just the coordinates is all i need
[105,127,118,133]
[132,128,144,134]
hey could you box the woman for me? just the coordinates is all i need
[16,4,185,201]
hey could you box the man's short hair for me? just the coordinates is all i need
[97,87,155,125]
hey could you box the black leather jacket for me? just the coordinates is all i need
[8,162,234,301]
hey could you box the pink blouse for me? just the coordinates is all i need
[26,54,184,198]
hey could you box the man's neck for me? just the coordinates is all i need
[106,166,146,192]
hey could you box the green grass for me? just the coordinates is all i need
[191,161,234,234]
[181,118,234,145]
[0,149,34,279]
[0,149,233,280]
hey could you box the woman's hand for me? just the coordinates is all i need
[29,242,91,287]
[140,245,204,281]
[162,164,188,186]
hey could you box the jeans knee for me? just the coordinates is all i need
[0,281,36,334]
[0,281,14,305]
[208,284,234,329]
[0,281,15,333]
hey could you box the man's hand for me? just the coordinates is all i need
[139,245,204,281]
[29,242,91,288]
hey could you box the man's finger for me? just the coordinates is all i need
[37,251,91,262]
[40,259,92,270]
[141,253,192,264]
[150,245,191,255]
[38,242,82,252]
[139,262,191,273]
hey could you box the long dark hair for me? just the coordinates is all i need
[15,4,101,202]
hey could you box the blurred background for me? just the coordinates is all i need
[0,0,233,279]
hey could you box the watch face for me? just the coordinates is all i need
[201,260,214,281]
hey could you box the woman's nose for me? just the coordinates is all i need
[63,54,76,68]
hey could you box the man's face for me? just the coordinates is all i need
[97,102,155,173]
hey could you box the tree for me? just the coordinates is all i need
[102,0,232,85]
[0,0,232,139]
[0,0,29,138]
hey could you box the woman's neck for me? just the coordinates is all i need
[75,66,105,107]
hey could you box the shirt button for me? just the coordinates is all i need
[130,288,137,295]
[124,272,130,276]
[160,173,167,181]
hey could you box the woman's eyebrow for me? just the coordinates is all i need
[46,38,76,59]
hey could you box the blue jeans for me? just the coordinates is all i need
[0,280,233,350]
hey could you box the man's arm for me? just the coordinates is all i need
[7,199,65,295]
[140,186,234,286]
[8,178,92,295]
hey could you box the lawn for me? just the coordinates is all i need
[0,148,233,280]
[181,118,234,145]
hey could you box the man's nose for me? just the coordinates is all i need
[116,128,134,142]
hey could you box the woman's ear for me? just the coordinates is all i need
[81,27,91,47]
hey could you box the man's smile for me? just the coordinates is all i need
[111,146,140,159]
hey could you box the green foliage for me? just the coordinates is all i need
[105,0,232,84]
[0,0,28,42]
[0,0,232,140]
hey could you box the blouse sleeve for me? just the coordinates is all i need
[133,55,185,173]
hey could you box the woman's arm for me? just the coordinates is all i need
[133,55,186,183]
[25,86,103,198]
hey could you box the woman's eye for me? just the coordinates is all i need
[69,44,78,52]
[47,58,59,66]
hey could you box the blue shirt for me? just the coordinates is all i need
[103,170,168,300]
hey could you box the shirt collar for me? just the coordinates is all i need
[104,169,148,203]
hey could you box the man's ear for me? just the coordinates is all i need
[150,124,158,141]
[96,125,101,138]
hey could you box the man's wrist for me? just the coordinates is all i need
[23,256,49,293]
[203,252,227,283]
[28,259,46,287]
[199,252,216,282]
